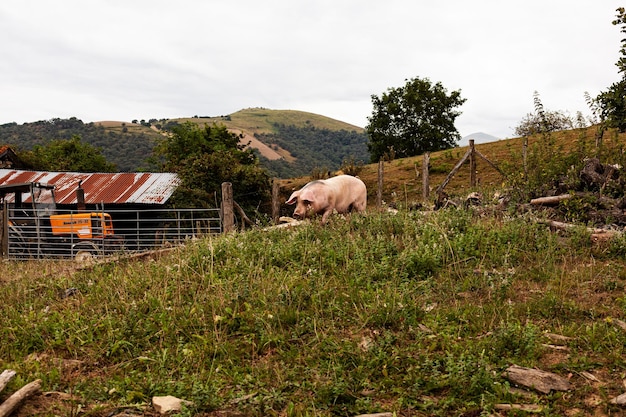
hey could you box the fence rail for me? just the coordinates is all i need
[4,207,222,260]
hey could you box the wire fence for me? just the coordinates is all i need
[4,207,222,260]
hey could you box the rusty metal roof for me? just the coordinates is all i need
[0,169,180,205]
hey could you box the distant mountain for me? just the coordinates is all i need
[460,132,501,146]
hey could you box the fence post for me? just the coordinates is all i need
[272,178,280,224]
[1,201,7,258]
[523,137,528,180]
[221,182,235,233]
[422,152,430,202]
[377,160,384,208]
[469,139,477,187]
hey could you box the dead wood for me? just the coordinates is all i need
[530,194,572,206]
[233,201,254,227]
[0,370,16,393]
[504,365,571,394]
[494,403,543,412]
[537,219,620,241]
[611,318,626,331]
[0,379,41,417]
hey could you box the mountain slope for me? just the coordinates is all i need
[0,109,369,178]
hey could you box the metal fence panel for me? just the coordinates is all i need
[5,208,222,260]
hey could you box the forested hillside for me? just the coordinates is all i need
[0,118,160,172]
[256,123,369,178]
[0,110,370,177]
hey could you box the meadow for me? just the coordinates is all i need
[3,125,626,416]
[2,206,626,416]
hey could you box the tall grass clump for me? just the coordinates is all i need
[1,208,626,415]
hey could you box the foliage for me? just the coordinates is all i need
[2,209,626,416]
[366,76,466,162]
[0,117,159,171]
[514,92,579,136]
[597,79,626,133]
[596,7,626,133]
[256,123,369,178]
[154,122,271,213]
[19,135,117,172]
[504,94,591,200]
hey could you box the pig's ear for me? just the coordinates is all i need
[286,192,299,205]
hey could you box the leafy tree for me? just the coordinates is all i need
[366,76,466,162]
[154,122,271,212]
[514,91,576,137]
[597,7,626,132]
[20,135,117,172]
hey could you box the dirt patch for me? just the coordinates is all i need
[233,130,294,162]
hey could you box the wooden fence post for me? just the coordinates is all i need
[271,178,280,224]
[469,139,477,187]
[422,152,430,202]
[523,137,528,180]
[1,201,7,258]
[377,160,384,208]
[221,182,235,233]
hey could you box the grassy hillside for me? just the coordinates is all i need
[180,108,365,135]
[3,208,626,416]
[178,109,368,178]
[278,125,626,210]
[3,125,626,415]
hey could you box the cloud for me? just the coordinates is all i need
[0,0,623,140]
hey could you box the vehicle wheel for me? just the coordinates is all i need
[73,241,100,263]
[74,250,95,264]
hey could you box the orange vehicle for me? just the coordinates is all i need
[0,182,123,260]
[49,212,116,239]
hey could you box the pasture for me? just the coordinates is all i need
[2,206,626,416]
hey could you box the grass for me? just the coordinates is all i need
[3,207,626,416]
[177,108,364,137]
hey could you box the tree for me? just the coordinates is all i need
[20,135,117,172]
[366,77,466,162]
[597,7,626,132]
[154,122,271,213]
[514,91,576,137]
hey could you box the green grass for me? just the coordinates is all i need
[2,209,626,416]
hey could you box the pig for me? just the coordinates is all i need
[286,175,367,223]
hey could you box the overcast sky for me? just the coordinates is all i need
[1,1,623,141]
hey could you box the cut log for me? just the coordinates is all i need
[530,194,572,205]
[0,379,41,417]
[504,365,570,394]
[494,403,542,412]
[538,219,620,241]
[0,370,16,394]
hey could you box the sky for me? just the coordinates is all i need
[0,1,624,142]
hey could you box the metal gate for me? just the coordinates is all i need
[2,207,222,260]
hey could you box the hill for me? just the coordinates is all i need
[4,126,626,416]
[170,108,369,178]
[0,109,368,177]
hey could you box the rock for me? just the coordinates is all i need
[152,395,192,414]
[504,365,571,394]
[610,392,626,405]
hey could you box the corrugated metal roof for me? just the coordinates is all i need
[0,169,180,205]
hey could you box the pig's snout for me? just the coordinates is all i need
[293,201,313,219]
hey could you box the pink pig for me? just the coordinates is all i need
[286,175,367,223]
